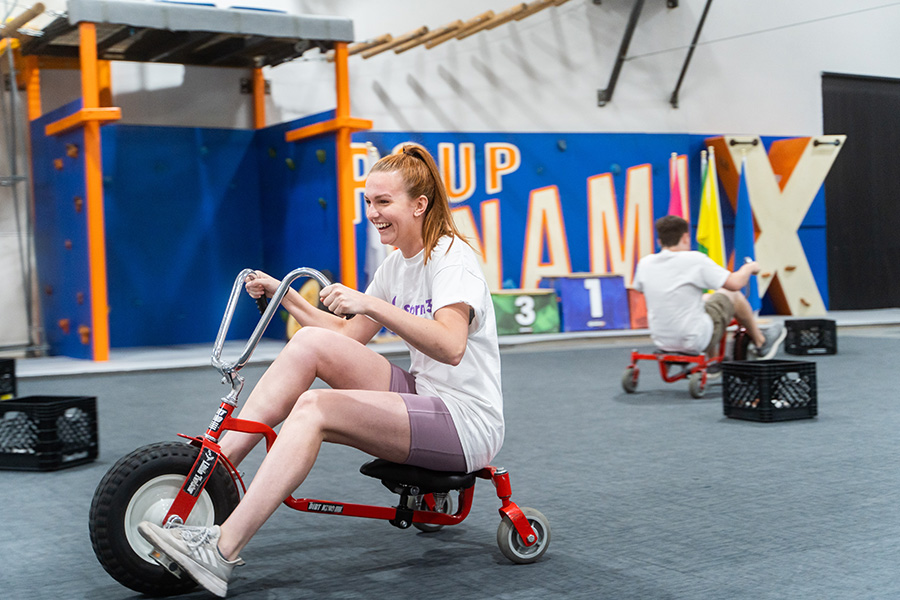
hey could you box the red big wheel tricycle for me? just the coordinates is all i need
[89,268,550,596]
[622,321,750,398]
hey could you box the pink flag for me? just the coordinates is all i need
[668,153,684,218]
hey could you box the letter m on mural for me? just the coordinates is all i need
[587,164,655,286]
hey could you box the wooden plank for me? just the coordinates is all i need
[395,20,463,53]
[456,10,498,40]
[486,4,529,29]
[0,2,45,40]
[515,0,554,21]
[361,26,428,59]
[348,34,392,56]
[426,11,493,49]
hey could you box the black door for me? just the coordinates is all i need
[822,72,900,309]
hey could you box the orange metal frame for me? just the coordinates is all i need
[27,23,122,361]
[25,33,366,359]
[284,42,373,290]
[252,67,266,129]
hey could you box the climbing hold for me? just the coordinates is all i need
[78,325,91,345]
[316,149,327,163]
[286,158,296,170]
[318,197,327,209]
[76,292,84,305]
[557,139,567,152]
[610,163,622,176]
[74,196,83,212]
[58,319,70,335]
[53,158,64,170]
[66,143,79,158]
[268,147,277,158]
[64,240,72,250]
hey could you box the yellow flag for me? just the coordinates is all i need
[696,147,725,267]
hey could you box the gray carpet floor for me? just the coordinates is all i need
[2,327,898,599]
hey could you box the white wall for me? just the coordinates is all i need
[35,0,900,133]
[3,0,900,350]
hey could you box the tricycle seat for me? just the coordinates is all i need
[360,459,476,494]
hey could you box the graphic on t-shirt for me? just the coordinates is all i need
[392,295,434,317]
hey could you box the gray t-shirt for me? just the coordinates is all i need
[632,249,730,354]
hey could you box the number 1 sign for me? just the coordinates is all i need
[540,274,631,333]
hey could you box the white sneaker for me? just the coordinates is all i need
[138,522,243,597]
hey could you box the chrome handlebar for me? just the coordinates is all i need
[211,267,333,377]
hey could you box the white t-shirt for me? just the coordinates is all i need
[366,236,504,472]
[632,249,730,354]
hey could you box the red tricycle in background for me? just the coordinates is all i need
[621,321,750,398]
[89,267,550,597]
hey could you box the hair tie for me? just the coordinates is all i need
[402,146,423,161]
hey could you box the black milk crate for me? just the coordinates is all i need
[0,396,98,470]
[785,319,837,355]
[722,360,817,422]
[0,358,14,400]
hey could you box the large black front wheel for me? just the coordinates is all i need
[89,441,240,596]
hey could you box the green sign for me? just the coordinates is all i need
[492,291,560,335]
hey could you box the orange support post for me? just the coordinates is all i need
[285,41,372,289]
[23,54,41,120]
[252,68,266,129]
[334,42,357,289]
[98,60,112,107]
[79,22,110,361]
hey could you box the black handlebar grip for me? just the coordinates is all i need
[256,296,269,315]
[326,307,355,320]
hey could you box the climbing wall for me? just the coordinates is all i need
[32,109,341,354]
[253,111,341,285]
[31,100,93,359]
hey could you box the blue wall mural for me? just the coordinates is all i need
[32,117,828,355]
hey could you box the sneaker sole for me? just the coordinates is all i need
[138,523,228,598]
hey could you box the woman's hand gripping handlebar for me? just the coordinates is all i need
[245,270,356,320]
[211,267,340,378]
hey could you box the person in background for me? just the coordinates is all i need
[633,215,785,361]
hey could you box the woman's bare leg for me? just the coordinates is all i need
[218,327,394,466]
[216,387,411,560]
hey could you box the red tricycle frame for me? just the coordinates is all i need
[89,267,550,597]
[164,403,539,546]
[622,322,748,398]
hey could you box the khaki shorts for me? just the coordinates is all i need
[703,292,735,356]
